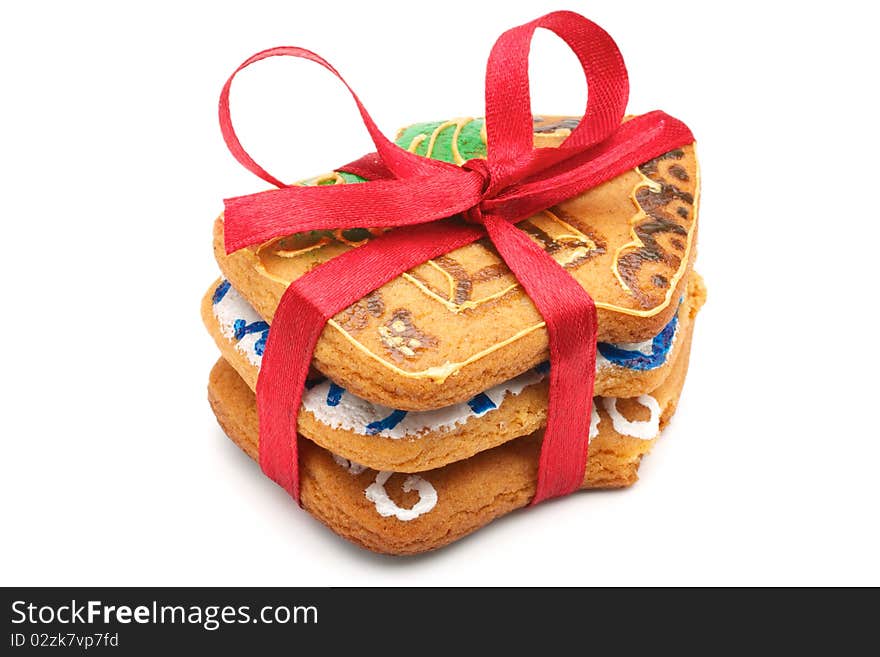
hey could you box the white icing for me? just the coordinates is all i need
[331,454,367,475]
[589,404,600,442]
[213,283,548,437]
[364,471,438,521]
[595,330,678,369]
[601,395,661,440]
[301,369,544,439]
[330,452,437,521]
[611,338,654,355]
[212,284,266,368]
[323,399,595,524]
[330,404,594,524]
[212,280,674,439]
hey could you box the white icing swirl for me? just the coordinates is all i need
[601,395,661,440]
[364,471,438,521]
[331,453,437,521]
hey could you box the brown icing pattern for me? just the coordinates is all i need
[378,309,439,362]
[668,164,689,182]
[337,290,384,334]
[398,208,605,313]
[535,207,608,266]
[431,255,474,306]
[613,149,696,308]
[239,118,698,381]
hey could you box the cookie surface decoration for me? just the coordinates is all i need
[202,273,705,471]
[206,317,696,555]
[215,116,699,410]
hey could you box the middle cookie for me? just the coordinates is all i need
[201,273,704,472]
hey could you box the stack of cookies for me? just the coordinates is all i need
[203,116,705,555]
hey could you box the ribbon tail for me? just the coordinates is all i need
[256,287,322,502]
[256,220,484,502]
[483,215,596,504]
[223,171,483,253]
[486,111,694,222]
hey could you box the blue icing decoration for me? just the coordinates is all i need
[233,318,270,341]
[212,280,231,305]
[467,393,497,416]
[365,409,408,435]
[326,382,345,407]
[597,313,678,370]
[254,332,267,356]
[230,316,270,356]
[218,280,682,393]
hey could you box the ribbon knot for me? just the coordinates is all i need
[460,159,492,225]
[217,10,694,508]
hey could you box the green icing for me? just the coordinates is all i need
[456,119,487,160]
[276,119,489,242]
[303,170,366,186]
[336,171,367,184]
[394,118,486,163]
[299,118,487,189]
[279,120,489,242]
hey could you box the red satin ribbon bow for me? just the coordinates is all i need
[219,10,694,506]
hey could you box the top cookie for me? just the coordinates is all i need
[214,116,699,411]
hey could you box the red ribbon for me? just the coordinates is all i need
[218,11,694,506]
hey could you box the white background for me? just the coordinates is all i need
[1,0,878,586]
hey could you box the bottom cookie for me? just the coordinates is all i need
[208,329,693,555]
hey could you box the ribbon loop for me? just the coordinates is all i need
[483,10,629,189]
[219,46,455,191]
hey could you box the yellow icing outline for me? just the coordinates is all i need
[608,149,700,314]
[426,259,458,303]
[395,208,599,313]
[309,171,347,186]
[254,235,331,282]
[407,134,426,154]
[400,272,519,313]
[407,118,474,165]
[449,118,471,165]
[612,169,671,294]
[423,121,452,159]
[250,122,699,380]
[272,240,330,258]
[318,152,699,380]
[326,318,545,384]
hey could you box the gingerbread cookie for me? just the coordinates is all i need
[202,272,704,472]
[207,315,696,555]
[214,117,700,411]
